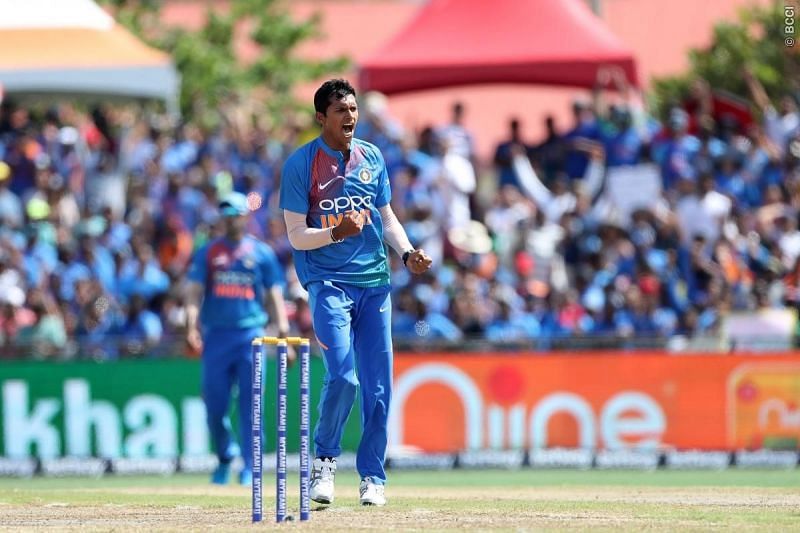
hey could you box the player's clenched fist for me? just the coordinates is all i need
[331,210,364,241]
[406,249,433,275]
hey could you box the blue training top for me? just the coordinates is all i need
[279,136,392,288]
[187,235,283,330]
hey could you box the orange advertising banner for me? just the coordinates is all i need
[391,352,800,452]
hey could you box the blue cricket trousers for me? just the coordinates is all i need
[201,326,264,471]
[308,281,393,484]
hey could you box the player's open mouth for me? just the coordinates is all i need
[343,124,354,136]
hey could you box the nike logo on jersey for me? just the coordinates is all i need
[318,175,345,190]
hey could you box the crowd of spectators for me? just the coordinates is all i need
[1,69,799,359]
[365,71,800,351]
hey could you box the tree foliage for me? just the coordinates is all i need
[98,0,348,125]
[652,4,799,118]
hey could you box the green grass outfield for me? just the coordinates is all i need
[2,470,799,531]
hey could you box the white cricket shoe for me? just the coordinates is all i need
[309,457,336,504]
[359,477,386,506]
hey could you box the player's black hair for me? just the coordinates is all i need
[314,79,357,115]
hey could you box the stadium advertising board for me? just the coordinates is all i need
[0,360,212,460]
[0,358,361,460]
[391,353,800,452]
[1,354,798,461]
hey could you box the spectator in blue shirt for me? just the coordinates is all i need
[493,118,530,189]
[485,297,540,343]
[603,107,642,167]
[652,108,702,190]
[563,100,602,179]
[119,293,163,357]
[393,295,462,342]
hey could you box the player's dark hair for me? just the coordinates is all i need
[314,79,357,115]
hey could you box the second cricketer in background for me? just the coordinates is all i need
[280,79,432,506]
[185,192,290,485]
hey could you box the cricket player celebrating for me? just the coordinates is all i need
[280,79,432,506]
[185,192,290,485]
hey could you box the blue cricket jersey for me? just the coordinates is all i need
[187,235,283,330]
[279,137,392,288]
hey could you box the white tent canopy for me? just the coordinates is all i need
[0,0,179,111]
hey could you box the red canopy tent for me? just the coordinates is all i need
[358,0,638,95]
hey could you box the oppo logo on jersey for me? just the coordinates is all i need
[318,195,374,229]
[318,195,372,212]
